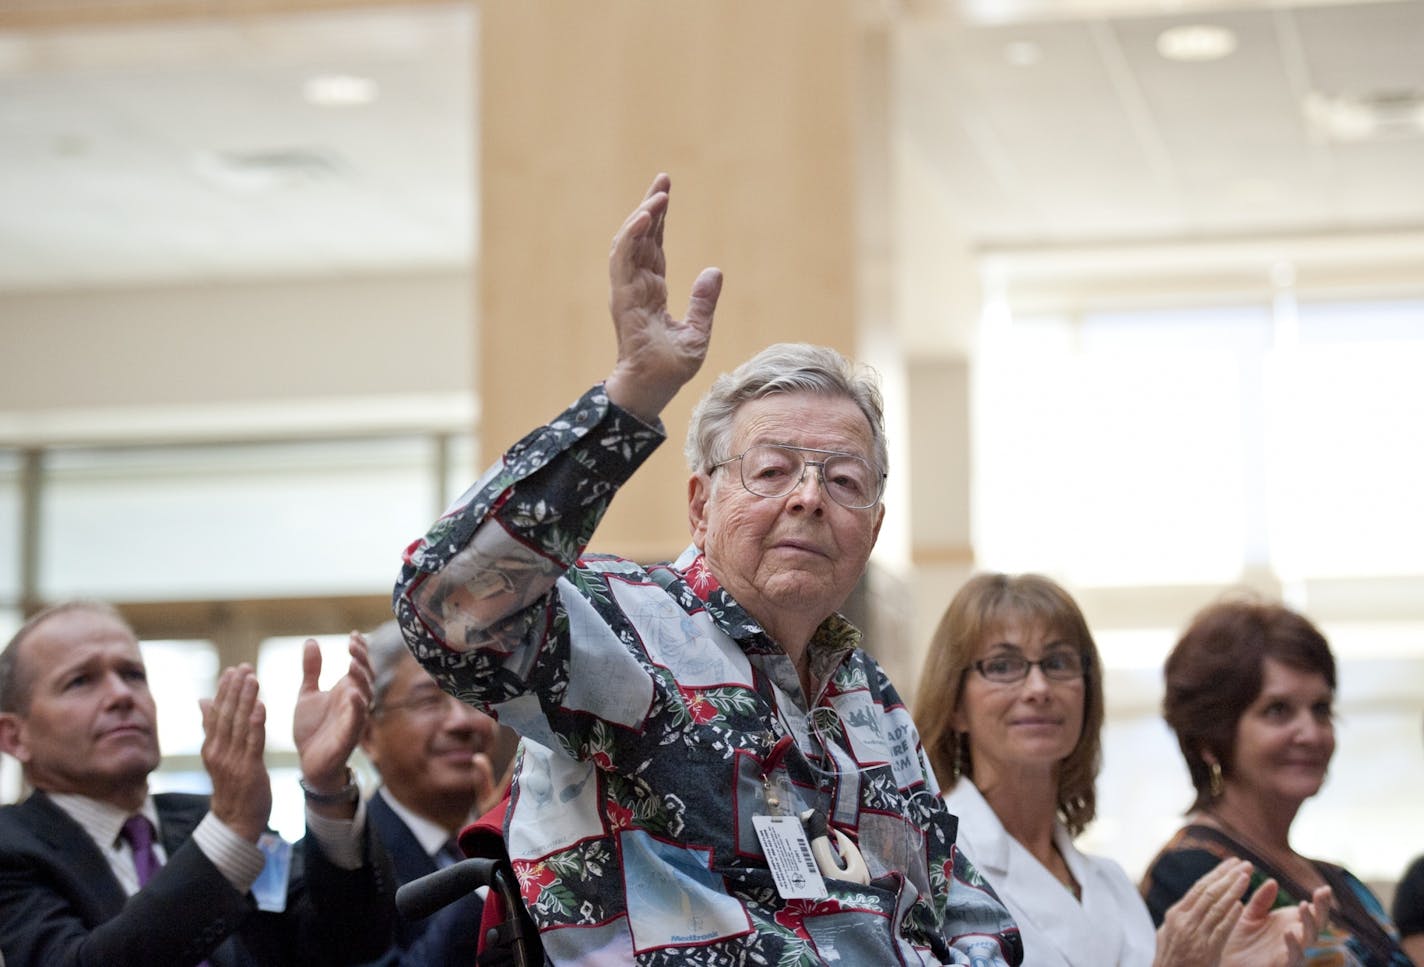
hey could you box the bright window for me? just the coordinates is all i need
[1266,304,1424,580]
[38,436,466,601]
[976,299,1424,585]
[977,295,1424,883]
[974,307,1268,585]
[141,639,219,758]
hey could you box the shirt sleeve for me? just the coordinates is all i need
[943,844,1025,966]
[189,798,369,889]
[393,385,664,707]
[302,797,367,871]
[1140,847,1221,926]
[190,812,265,891]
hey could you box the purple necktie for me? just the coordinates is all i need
[121,815,213,966]
[121,814,161,887]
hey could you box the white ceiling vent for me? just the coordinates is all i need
[1303,89,1424,143]
[192,147,345,193]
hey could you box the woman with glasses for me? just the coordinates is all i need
[915,573,1325,967]
[1141,598,1412,967]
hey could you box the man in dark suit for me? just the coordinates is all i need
[358,621,515,965]
[0,600,397,967]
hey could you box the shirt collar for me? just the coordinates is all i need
[376,786,464,859]
[671,545,862,666]
[48,791,160,850]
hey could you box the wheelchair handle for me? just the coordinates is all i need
[396,857,503,921]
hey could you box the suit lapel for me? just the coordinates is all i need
[369,789,440,886]
[153,793,254,967]
[21,792,129,919]
[153,792,208,857]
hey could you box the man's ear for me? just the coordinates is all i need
[0,713,30,764]
[358,723,379,765]
[688,473,711,547]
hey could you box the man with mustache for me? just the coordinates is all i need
[0,600,395,967]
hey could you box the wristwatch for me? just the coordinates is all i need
[298,767,360,805]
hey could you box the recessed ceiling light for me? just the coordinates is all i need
[192,148,343,193]
[303,74,378,107]
[1156,24,1237,63]
[1302,89,1424,142]
[1003,41,1042,67]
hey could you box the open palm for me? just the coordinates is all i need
[293,633,373,789]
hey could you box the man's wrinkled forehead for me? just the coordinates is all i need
[2,607,138,713]
[731,392,874,449]
[23,607,143,672]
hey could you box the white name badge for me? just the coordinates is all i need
[752,815,828,900]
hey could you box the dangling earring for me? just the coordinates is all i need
[1208,760,1224,799]
[952,732,968,781]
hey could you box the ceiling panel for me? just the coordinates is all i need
[2,0,1422,291]
[0,2,475,290]
[898,0,1424,246]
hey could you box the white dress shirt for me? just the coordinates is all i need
[945,780,1157,967]
[48,792,258,895]
[49,789,368,896]
[375,786,462,865]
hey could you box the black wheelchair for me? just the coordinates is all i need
[395,855,544,967]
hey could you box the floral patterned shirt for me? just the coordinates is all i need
[394,384,1022,966]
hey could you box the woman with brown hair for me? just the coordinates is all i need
[916,573,1325,967]
[1141,596,1411,967]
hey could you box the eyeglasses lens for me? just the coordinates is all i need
[978,652,1085,683]
[739,445,879,509]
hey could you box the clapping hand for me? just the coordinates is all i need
[201,664,273,843]
[293,632,374,817]
[1153,858,1254,967]
[1221,879,1331,967]
[1154,856,1332,967]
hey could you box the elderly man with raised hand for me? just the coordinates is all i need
[0,600,396,967]
[393,173,1022,965]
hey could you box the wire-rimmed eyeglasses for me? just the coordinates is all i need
[372,689,460,718]
[972,650,1087,684]
[709,444,885,510]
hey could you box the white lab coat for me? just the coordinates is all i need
[945,781,1157,967]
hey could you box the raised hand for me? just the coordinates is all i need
[201,664,273,843]
[293,632,373,815]
[604,172,723,424]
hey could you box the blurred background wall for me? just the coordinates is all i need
[2,0,1422,894]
